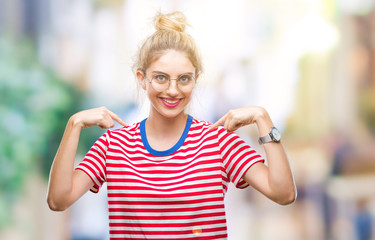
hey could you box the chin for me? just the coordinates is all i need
[156,105,188,119]
[155,100,189,118]
[159,109,186,119]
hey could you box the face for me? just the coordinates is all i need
[137,49,198,120]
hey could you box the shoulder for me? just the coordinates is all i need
[190,117,227,136]
[191,117,211,128]
[105,122,141,141]
[192,117,240,142]
[190,117,214,132]
[190,117,243,149]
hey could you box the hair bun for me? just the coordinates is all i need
[154,11,187,32]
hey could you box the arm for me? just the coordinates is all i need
[209,106,296,205]
[47,107,127,211]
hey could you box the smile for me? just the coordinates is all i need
[160,98,182,107]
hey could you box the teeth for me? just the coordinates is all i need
[163,98,179,104]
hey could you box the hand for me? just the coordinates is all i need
[209,106,269,133]
[71,107,128,129]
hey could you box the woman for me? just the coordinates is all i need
[47,11,296,239]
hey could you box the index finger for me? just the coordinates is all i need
[208,114,227,131]
[108,110,128,127]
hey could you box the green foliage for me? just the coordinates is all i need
[0,36,93,229]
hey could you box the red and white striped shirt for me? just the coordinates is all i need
[77,115,264,239]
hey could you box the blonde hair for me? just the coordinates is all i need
[134,11,203,75]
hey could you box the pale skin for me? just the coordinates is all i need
[209,107,297,205]
[47,49,296,211]
[47,107,127,211]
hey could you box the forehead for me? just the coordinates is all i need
[147,50,195,74]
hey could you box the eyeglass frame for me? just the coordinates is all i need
[144,72,197,92]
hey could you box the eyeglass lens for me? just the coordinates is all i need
[150,74,195,91]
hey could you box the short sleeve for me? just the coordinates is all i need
[76,131,110,193]
[217,126,264,189]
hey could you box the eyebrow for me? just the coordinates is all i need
[151,71,194,77]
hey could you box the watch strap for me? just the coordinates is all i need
[258,134,272,144]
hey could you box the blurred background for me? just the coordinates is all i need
[1,0,375,239]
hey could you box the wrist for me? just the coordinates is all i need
[253,107,274,136]
[254,107,272,125]
[258,127,281,144]
[69,113,84,129]
[253,107,267,122]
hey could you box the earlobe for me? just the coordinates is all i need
[136,70,147,90]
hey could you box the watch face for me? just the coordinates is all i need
[271,127,281,142]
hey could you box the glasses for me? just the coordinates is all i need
[146,73,196,92]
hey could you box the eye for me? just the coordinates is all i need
[154,75,168,82]
[178,75,192,83]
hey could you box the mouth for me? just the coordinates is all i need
[160,97,182,108]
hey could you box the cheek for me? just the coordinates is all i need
[146,85,159,99]
[184,90,194,103]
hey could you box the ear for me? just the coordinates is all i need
[136,70,147,90]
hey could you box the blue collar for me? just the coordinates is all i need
[140,115,193,157]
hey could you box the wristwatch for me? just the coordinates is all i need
[258,127,281,144]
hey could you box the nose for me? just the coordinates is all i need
[166,79,180,95]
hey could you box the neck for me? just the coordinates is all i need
[146,112,188,138]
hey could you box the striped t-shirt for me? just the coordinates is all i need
[76,115,264,239]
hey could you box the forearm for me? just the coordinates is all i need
[46,107,126,211]
[47,116,82,210]
[210,106,296,204]
[263,142,296,203]
[255,110,296,204]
